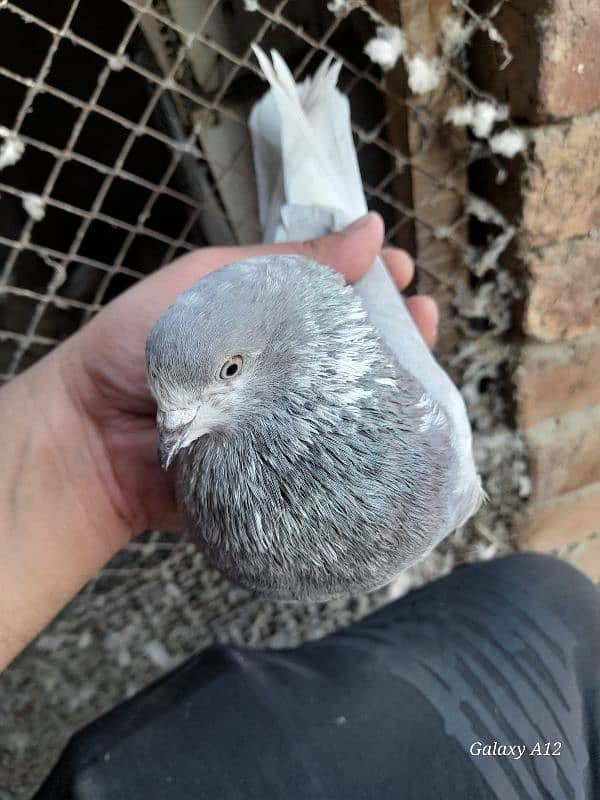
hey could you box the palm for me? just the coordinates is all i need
[63,218,437,538]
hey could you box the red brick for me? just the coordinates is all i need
[520,114,600,249]
[523,235,600,342]
[538,0,600,119]
[525,405,600,504]
[516,331,600,427]
[519,481,600,553]
[470,0,600,121]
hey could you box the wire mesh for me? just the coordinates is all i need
[0,0,512,376]
[0,0,526,796]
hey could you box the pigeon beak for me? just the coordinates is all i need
[156,409,196,471]
[157,427,188,471]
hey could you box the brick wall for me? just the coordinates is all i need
[471,0,600,580]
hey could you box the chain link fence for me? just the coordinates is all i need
[0,0,527,795]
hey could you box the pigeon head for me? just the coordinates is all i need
[145,254,380,470]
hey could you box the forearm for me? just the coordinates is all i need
[0,352,128,670]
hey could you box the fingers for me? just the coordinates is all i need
[298,212,384,282]
[405,295,439,350]
[381,247,414,292]
[380,248,437,349]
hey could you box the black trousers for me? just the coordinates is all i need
[36,554,600,799]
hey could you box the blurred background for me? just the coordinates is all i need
[0,0,598,795]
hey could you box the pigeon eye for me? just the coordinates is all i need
[219,355,243,380]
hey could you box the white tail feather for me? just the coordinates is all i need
[250,45,366,225]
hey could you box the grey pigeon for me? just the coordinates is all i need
[145,49,484,601]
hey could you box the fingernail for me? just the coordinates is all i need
[340,212,381,234]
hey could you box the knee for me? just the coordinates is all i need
[459,551,599,630]
[477,550,593,587]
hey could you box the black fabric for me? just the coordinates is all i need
[34,554,600,799]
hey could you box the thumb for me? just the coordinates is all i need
[292,212,385,283]
[141,213,385,305]
[185,212,385,284]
